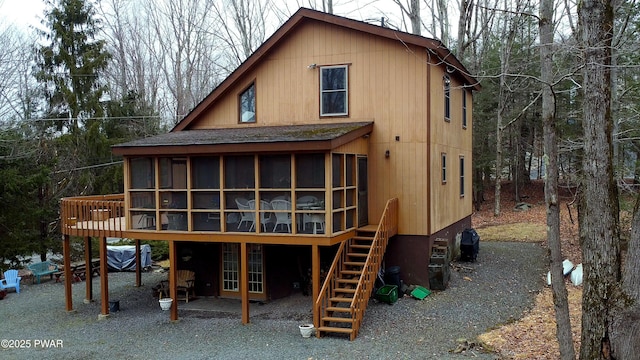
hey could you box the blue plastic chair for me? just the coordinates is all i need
[0,269,21,293]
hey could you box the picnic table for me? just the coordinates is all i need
[54,259,101,283]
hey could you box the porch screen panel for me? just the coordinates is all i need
[192,156,220,189]
[224,156,255,232]
[295,154,325,188]
[259,155,290,188]
[332,154,343,187]
[130,157,155,189]
[224,155,254,188]
[129,157,156,229]
[192,157,221,231]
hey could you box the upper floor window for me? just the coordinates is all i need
[320,65,348,116]
[444,75,451,121]
[459,156,465,197]
[239,82,256,123]
[441,152,447,184]
[462,89,467,128]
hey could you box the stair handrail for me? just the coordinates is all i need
[314,239,349,327]
[349,197,398,339]
[313,197,398,339]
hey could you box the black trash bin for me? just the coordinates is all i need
[384,266,402,295]
[109,300,120,312]
[460,228,480,262]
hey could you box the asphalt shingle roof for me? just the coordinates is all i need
[112,122,373,154]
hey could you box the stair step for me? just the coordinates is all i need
[344,261,365,267]
[330,296,353,303]
[336,278,359,284]
[326,306,351,313]
[335,287,356,293]
[353,236,374,241]
[318,326,354,334]
[349,244,371,250]
[341,270,363,275]
[322,316,354,323]
[346,252,368,257]
[357,224,379,232]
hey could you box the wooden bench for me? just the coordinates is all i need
[54,260,101,283]
[27,261,59,284]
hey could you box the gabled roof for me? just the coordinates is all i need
[112,122,373,156]
[172,7,479,132]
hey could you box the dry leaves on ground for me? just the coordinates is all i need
[472,181,583,359]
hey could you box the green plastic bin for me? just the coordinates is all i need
[410,285,431,300]
[375,284,398,304]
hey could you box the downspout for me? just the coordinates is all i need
[425,49,433,236]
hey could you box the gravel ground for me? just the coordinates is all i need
[0,241,547,360]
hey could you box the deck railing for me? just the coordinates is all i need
[60,194,125,238]
[314,197,398,339]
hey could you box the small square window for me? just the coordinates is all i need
[320,65,348,116]
[239,82,256,123]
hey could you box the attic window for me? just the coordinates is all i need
[320,65,348,117]
[239,82,256,123]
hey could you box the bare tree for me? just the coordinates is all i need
[145,0,222,123]
[493,0,525,216]
[577,0,621,358]
[392,0,421,35]
[0,24,35,124]
[455,0,498,62]
[210,0,273,71]
[539,0,575,358]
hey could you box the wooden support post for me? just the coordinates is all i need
[312,244,320,328]
[241,242,249,324]
[169,240,178,321]
[63,235,73,312]
[99,236,109,318]
[135,239,141,287]
[84,236,93,303]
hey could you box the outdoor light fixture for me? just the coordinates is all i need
[385,150,390,158]
[307,63,317,69]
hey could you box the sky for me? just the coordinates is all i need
[0,0,45,29]
[0,0,406,35]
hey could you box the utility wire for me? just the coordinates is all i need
[52,160,123,174]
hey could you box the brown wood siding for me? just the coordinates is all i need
[186,20,469,236]
[429,75,473,233]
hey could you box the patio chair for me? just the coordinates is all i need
[271,199,292,233]
[176,270,195,303]
[296,195,318,231]
[248,200,273,232]
[0,269,21,294]
[235,198,253,229]
[159,270,196,302]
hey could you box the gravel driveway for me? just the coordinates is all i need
[0,241,547,360]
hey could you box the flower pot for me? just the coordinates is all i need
[159,298,173,311]
[298,324,315,338]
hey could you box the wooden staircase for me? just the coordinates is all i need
[314,198,398,340]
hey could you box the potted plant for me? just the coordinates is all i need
[298,324,315,338]
[159,298,173,311]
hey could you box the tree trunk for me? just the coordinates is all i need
[540,0,575,358]
[578,1,621,359]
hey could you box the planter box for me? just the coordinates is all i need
[375,284,398,304]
